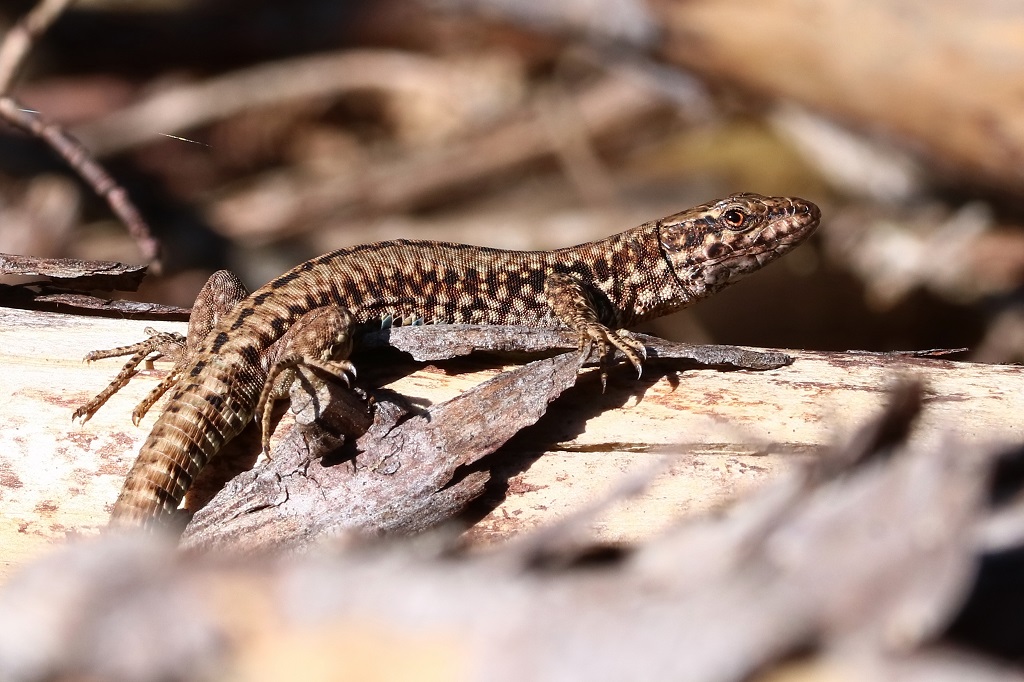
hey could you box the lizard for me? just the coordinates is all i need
[73,192,820,531]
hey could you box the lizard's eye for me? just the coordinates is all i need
[723,209,746,228]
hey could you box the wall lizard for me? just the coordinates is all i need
[73,193,820,530]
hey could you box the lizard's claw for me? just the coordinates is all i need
[609,329,647,377]
[577,325,647,390]
[336,360,357,387]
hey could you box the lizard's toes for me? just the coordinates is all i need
[608,330,646,378]
[576,337,596,365]
[258,413,275,461]
[255,447,273,466]
[337,360,357,386]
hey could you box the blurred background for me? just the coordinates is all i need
[1,0,1022,358]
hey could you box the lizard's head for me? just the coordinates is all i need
[658,193,820,299]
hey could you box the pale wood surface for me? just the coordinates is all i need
[2,306,1024,578]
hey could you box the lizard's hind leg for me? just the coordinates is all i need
[73,269,250,425]
[256,307,358,457]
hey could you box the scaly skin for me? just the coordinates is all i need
[74,193,820,530]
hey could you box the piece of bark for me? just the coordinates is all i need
[182,351,581,550]
[182,328,792,550]
[0,286,190,317]
[30,293,189,317]
[0,253,147,290]
[364,324,792,368]
[0,254,189,317]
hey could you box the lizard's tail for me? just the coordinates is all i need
[108,362,257,531]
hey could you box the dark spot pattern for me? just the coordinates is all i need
[240,345,260,366]
[705,242,727,259]
[230,307,256,330]
[211,332,229,353]
[270,272,300,289]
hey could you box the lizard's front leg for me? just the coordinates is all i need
[256,306,358,457]
[73,270,249,424]
[543,272,647,388]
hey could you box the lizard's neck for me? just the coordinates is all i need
[554,221,690,327]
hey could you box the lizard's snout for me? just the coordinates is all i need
[793,198,821,221]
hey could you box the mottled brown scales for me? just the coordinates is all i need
[74,193,820,530]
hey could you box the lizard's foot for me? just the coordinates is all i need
[543,272,647,390]
[72,329,186,424]
[129,370,185,426]
[256,305,358,458]
[256,355,358,457]
[578,325,647,390]
[82,327,186,364]
[74,270,250,426]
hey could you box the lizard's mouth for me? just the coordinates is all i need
[703,220,814,267]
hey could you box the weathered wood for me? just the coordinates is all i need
[2,306,1024,576]
[0,388,1020,681]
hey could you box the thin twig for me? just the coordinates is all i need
[0,0,75,93]
[0,0,159,267]
[0,98,160,265]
